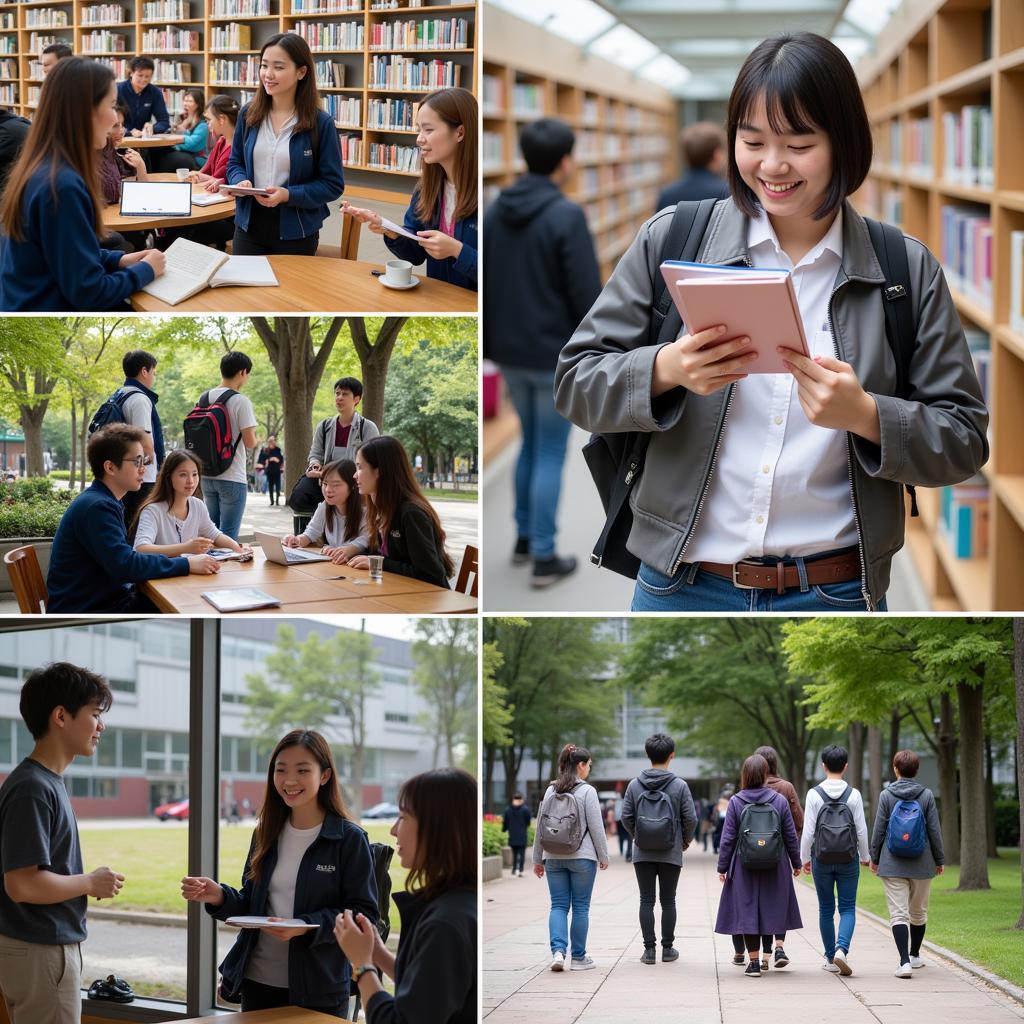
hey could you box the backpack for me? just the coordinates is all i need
[886,795,927,858]
[183,389,241,476]
[538,787,587,856]
[737,800,783,870]
[88,386,143,436]
[633,781,678,851]
[368,841,394,942]
[811,784,858,864]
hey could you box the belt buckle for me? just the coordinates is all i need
[731,560,760,590]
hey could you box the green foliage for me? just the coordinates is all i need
[994,801,1020,846]
[47,470,70,480]
[0,477,59,501]
[482,638,514,748]
[0,478,72,538]
[482,820,504,857]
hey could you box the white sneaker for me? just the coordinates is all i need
[895,963,913,979]
[570,956,596,971]
[832,949,852,976]
[822,959,841,973]
[910,955,926,969]
[551,951,565,972]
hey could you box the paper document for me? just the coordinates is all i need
[191,192,233,207]
[201,588,281,612]
[225,916,318,930]
[380,216,423,245]
[141,237,229,306]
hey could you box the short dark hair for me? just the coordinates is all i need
[681,121,725,170]
[893,749,920,778]
[512,791,523,800]
[20,662,113,740]
[42,43,73,60]
[645,733,675,763]
[741,753,768,791]
[333,377,363,397]
[129,56,155,73]
[123,349,156,378]
[221,350,252,378]
[519,118,575,176]
[726,32,872,220]
[87,423,145,478]
[821,744,848,773]
[753,745,779,776]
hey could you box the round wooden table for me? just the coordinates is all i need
[104,172,236,233]
[120,133,185,148]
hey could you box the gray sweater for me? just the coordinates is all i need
[532,781,609,865]
[869,779,944,879]
[620,768,697,867]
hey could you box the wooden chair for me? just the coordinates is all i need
[316,216,361,260]
[3,545,48,614]
[454,544,478,597]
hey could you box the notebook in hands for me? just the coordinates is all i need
[256,531,331,565]
[119,180,193,218]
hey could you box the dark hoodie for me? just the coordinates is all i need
[483,173,601,371]
[869,778,944,879]
[620,768,697,866]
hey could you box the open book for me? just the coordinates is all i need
[140,238,279,306]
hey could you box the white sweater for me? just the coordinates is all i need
[800,778,870,865]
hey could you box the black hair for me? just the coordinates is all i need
[42,43,73,60]
[20,663,113,740]
[519,118,575,176]
[726,32,872,220]
[512,791,523,800]
[753,745,780,776]
[821,744,849,773]
[87,423,145,478]
[129,56,155,73]
[221,350,252,378]
[333,376,363,398]
[123,349,156,378]
[645,733,675,763]
[114,101,129,120]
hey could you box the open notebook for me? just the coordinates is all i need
[140,238,279,306]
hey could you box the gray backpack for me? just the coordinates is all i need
[538,787,586,855]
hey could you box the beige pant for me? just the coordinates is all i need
[882,875,932,927]
[0,934,81,1024]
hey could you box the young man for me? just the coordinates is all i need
[621,733,697,965]
[39,43,73,77]
[483,117,602,589]
[0,104,30,185]
[117,349,165,529]
[306,377,380,472]
[501,792,531,878]
[117,56,170,137]
[801,744,870,976]
[0,663,126,1024]
[655,121,731,212]
[46,424,219,612]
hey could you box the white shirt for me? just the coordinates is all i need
[204,386,257,485]
[133,497,220,549]
[121,389,156,484]
[252,113,296,189]
[301,500,369,551]
[800,777,870,865]
[686,207,858,562]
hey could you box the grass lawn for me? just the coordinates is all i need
[424,488,477,502]
[800,848,1024,987]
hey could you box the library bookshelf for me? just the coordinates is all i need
[856,0,1024,610]
[0,0,476,189]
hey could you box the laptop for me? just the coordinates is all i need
[255,531,331,565]
[119,180,193,218]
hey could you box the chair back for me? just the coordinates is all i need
[3,545,48,613]
[340,216,361,260]
[455,544,478,597]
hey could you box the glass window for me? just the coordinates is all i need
[15,720,32,760]
[0,719,12,764]
[237,737,254,775]
[108,678,137,695]
[97,729,117,768]
[109,623,137,641]
[0,664,18,677]
[121,730,143,769]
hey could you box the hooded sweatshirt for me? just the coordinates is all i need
[620,768,697,867]
[800,778,870,865]
[869,778,944,879]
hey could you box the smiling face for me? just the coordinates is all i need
[416,103,463,166]
[94,82,120,151]
[390,805,419,870]
[354,449,378,499]
[320,468,350,507]
[260,44,306,101]
[109,110,126,147]
[171,460,200,501]
[273,744,328,815]
[61,700,106,758]
[130,66,152,93]
[182,92,197,116]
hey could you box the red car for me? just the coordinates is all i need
[154,798,189,821]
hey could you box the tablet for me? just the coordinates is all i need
[218,184,274,197]
[119,180,193,218]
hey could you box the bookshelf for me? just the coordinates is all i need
[856,0,1024,610]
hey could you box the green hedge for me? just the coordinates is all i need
[482,820,504,857]
[0,478,72,539]
[48,470,71,481]
[995,800,1020,847]
[0,477,61,501]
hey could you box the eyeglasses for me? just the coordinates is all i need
[120,456,153,468]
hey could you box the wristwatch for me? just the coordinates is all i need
[352,964,380,985]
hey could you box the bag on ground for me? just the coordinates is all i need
[885,797,927,857]
[811,784,858,864]
[738,801,782,869]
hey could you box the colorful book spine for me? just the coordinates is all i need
[0,83,16,105]
[1011,231,1024,337]
[0,37,15,56]
[81,30,127,53]
[291,0,361,11]
[295,20,363,50]
[962,329,990,407]
[210,23,252,50]
[320,94,360,126]
[906,118,932,178]
[511,82,542,117]
[81,5,128,25]
[27,85,41,108]
[161,87,188,115]
[142,26,200,51]
[0,59,15,80]
[25,9,70,28]
[142,0,190,20]
[97,56,131,79]
[369,18,469,50]
[942,106,993,186]
[482,130,503,171]
[367,141,421,172]
[481,73,503,114]
[368,55,461,90]
[0,13,15,30]
[888,119,901,170]
[940,205,992,310]
[313,60,346,87]
[939,477,990,559]
[338,132,362,165]
[212,0,271,14]
[367,97,419,130]
[209,55,259,84]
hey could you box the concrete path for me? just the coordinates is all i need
[483,845,1023,1024]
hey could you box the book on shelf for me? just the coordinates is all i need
[940,205,991,310]
[369,18,468,51]
[160,87,188,115]
[0,83,16,105]
[939,476,989,560]
[942,106,993,187]
[81,5,128,25]
[141,238,278,306]
[482,130,502,168]
[481,73,503,113]
[154,60,192,82]
[963,328,990,406]
[367,96,419,130]
[25,10,70,29]
[81,30,127,54]
[291,0,362,11]
[887,120,901,171]
[142,26,199,51]
[511,81,542,117]
[296,20,363,50]
[320,93,359,126]
[367,140,420,172]
[209,56,259,85]
[210,22,252,50]
[0,58,15,80]
[368,55,461,90]
[338,133,362,165]
[212,0,272,14]
[907,118,932,178]
[29,34,73,53]
[313,60,346,87]
[1011,231,1024,337]
[142,0,190,19]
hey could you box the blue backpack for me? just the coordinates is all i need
[886,797,927,857]
[88,386,140,436]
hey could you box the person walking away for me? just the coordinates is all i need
[502,792,531,878]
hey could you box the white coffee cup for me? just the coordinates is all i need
[175,167,191,181]
[383,259,413,286]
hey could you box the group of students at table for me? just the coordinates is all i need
[0,33,478,310]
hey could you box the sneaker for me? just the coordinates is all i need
[744,960,762,978]
[895,962,913,979]
[512,537,530,565]
[822,959,841,973]
[551,951,565,972]
[832,949,852,976]
[662,947,679,963]
[530,555,577,588]
[640,948,657,965]
[732,953,746,967]
[773,947,790,969]
[570,957,595,971]
[761,956,769,971]
[909,955,926,969]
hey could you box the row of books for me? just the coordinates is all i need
[511,81,542,116]
[208,55,258,84]
[906,117,932,178]
[0,38,14,56]
[940,205,992,310]
[481,73,502,112]
[1009,232,1024,337]
[320,93,359,125]
[28,34,71,53]
[0,58,14,79]
[367,55,461,90]
[313,59,345,86]
[0,83,15,105]
[367,140,419,172]
[160,86,189,114]
[292,0,361,10]
[942,106,993,187]
[294,20,363,49]
[881,187,902,226]
[366,96,419,130]
[154,58,192,80]
[367,17,469,50]
[0,14,14,31]
[338,132,362,164]
[213,0,272,14]
[940,477,989,559]
[142,0,190,19]
[209,22,251,49]
[142,26,199,49]
[80,30,127,52]
[81,5,128,25]
[95,56,129,77]
[24,10,70,28]
[482,130,502,167]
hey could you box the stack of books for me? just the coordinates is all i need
[941,106,993,186]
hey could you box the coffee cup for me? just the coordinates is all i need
[383,259,413,286]
[175,167,191,181]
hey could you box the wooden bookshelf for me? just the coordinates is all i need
[482,3,675,281]
[856,0,1024,610]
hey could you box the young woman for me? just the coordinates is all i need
[283,458,368,564]
[181,729,378,1016]
[132,449,252,559]
[530,744,608,972]
[226,32,344,256]
[346,435,453,589]
[0,58,165,310]
[554,31,989,612]
[98,103,147,205]
[341,87,477,291]
[158,88,209,173]
[335,767,477,1024]
[187,94,240,190]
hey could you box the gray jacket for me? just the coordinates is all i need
[554,198,989,607]
[869,779,944,879]
[532,780,609,866]
[621,768,696,867]
[306,412,380,468]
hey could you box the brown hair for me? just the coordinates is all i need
[205,93,240,126]
[399,767,476,901]
[741,754,769,791]
[753,745,779,776]
[175,88,206,133]
[133,449,204,532]
[414,87,477,225]
[1,57,114,242]
[681,121,725,170]
[554,743,592,794]
[87,423,145,479]
[319,458,362,543]
[246,33,319,135]
[892,749,920,778]
[248,729,354,883]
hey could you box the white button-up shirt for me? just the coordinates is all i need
[252,112,296,189]
[685,206,858,563]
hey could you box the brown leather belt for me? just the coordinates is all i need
[698,550,861,594]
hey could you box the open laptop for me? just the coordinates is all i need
[119,180,192,218]
[255,531,331,565]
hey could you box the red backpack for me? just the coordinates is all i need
[183,389,240,475]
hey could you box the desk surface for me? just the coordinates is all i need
[104,173,235,232]
[170,1010,337,1023]
[121,134,185,149]
[130,255,478,312]
[140,548,477,614]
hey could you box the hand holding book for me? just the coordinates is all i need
[652,323,759,398]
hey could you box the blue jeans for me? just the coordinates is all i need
[811,858,860,960]
[203,479,247,541]
[545,858,598,959]
[500,365,572,559]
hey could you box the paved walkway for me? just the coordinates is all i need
[483,846,1024,1024]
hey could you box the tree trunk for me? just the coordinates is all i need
[19,404,47,477]
[957,679,990,890]
[348,317,407,431]
[985,733,999,858]
[1012,619,1024,929]
[868,724,883,822]
[484,743,496,815]
[937,690,960,865]
[78,416,89,492]
[889,708,901,768]
[69,401,78,491]
[847,722,865,797]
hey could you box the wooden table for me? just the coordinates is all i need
[140,548,478,614]
[169,1010,336,1023]
[104,172,235,233]
[130,254,478,312]
[120,133,185,148]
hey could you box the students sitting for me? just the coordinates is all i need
[282,458,368,564]
[46,424,220,613]
[187,94,239,190]
[158,89,209,173]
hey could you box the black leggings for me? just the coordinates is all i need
[634,861,681,948]
[732,933,787,955]
[266,472,281,503]
[233,202,319,256]
[240,978,348,1019]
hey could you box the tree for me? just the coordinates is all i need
[347,317,407,433]
[481,618,521,811]
[1013,618,1024,929]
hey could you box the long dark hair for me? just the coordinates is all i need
[132,449,203,532]
[359,436,454,577]
[554,743,592,794]
[1,57,113,241]
[319,458,362,542]
[414,87,477,225]
[249,729,354,883]
[246,32,319,135]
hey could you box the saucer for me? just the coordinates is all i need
[381,276,420,290]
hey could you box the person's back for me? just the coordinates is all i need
[655,121,730,212]
[0,109,30,185]
[502,795,531,878]
[657,167,730,210]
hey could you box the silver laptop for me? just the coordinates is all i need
[256,531,331,565]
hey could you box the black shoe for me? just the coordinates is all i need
[732,953,746,966]
[744,960,761,978]
[87,976,134,1003]
[640,947,657,965]
[512,537,530,565]
[774,947,790,969]
[530,555,577,588]
[662,947,679,963]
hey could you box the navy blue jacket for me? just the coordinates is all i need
[501,804,531,847]
[0,162,155,311]
[384,188,477,292]
[227,106,344,241]
[46,480,188,612]
[116,79,170,135]
[209,813,378,1008]
[655,168,730,212]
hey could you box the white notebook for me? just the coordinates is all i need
[201,587,281,612]
[140,238,277,305]
[191,192,233,207]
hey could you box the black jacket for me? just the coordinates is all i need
[483,174,601,371]
[502,804,531,846]
[366,888,476,1024]
[0,110,29,185]
[378,500,450,589]
[208,813,379,1008]
[655,168,730,212]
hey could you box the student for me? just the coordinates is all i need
[716,754,802,978]
[342,87,477,291]
[620,733,697,965]
[116,349,164,528]
[181,729,378,1016]
[335,767,477,1024]
[98,103,148,205]
[158,89,209,173]
[613,792,632,861]
[869,749,944,979]
[258,435,285,506]
[655,121,731,211]
[46,424,219,612]
[0,664,125,1024]
[0,58,165,311]
[283,458,368,564]
[484,117,600,586]
[117,56,169,137]
[347,436,454,589]
[501,792,532,879]
[181,94,240,249]
[226,32,344,256]
[0,105,30,185]
[554,31,989,612]
[39,42,73,77]
[801,744,870,976]
[306,377,380,473]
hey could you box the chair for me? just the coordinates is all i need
[3,545,48,613]
[316,216,361,260]
[454,544,478,597]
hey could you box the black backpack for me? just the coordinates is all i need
[88,385,142,436]
[633,781,677,852]
[183,389,240,476]
[737,800,783,870]
[811,784,858,864]
[350,841,395,1022]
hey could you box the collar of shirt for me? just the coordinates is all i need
[747,204,843,269]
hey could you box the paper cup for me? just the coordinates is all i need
[176,167,190,181]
